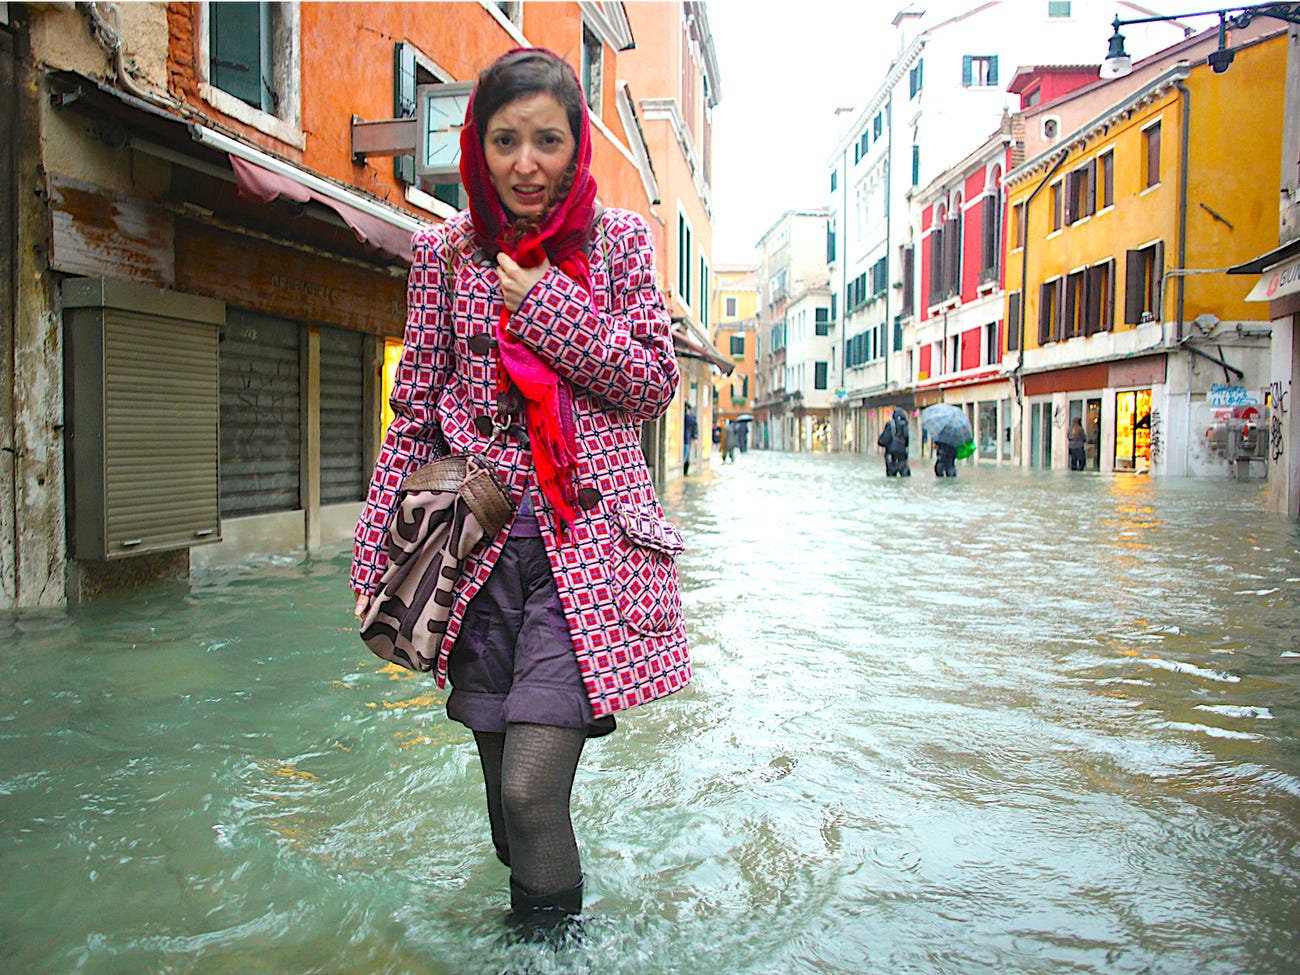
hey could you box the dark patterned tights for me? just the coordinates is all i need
[473,723,586,895]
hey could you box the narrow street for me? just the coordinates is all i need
[1,453,1297,974]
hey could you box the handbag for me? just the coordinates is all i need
[361,226,518,670]
[360,452,514,671]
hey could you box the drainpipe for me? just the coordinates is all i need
[1175,80,1192,341]
[884,93,892,393]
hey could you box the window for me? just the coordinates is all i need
[1064,158,1096,225]
[870,256,888,297]
[725,296,738,318]
[1012,201,1026,249]
[207,2,300,137]
[1099,149,1114,208]
[909,59,924,98]
[900,244,915,316]
[985,321,999,364]
[1007,291,1022,350]
[1063,269,1086,339]
[962,55,999,87]
[392,44,463,206]
[1124,242,1165,323]
[830,169,838,192]
[677,214,693,306]
[1050,181,1063,231]
[827,219,837,264]
[700,257,710,328]
[1084,259,1115,334]
[929,203,961,305]
[1143,121,1161,188]
[815,308,832,336]
[1038,278,1063,345]
[980,189,1001,282]
[730,333,745,357]
[1048,1,1072,16]
[911,144,920,186]
[581,25,603,114]
[814,362,829,390]
[873,111,883,139]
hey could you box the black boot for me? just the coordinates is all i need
[508,876,583,945]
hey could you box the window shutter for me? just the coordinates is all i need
[1124,249,1142,323]
[1007,291,1022,349]
[901,244,914,315]
[1085,158,1097,216]
[211,2,265,110]
[945,217,961,297]
[394,42,417,185]
[1083,265,1099,335]
[1064,171,1076,225]
[961,55,973,87]
[930,225,944,300]
[1038,283,1052,345]
[981,199,996,272]
[988,56,998,86]
[1054,279,1066,342]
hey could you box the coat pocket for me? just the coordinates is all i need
[608,500,684,636]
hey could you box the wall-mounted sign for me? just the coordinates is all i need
[416,82,474,180]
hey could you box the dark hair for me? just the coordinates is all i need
[473,49,585,145]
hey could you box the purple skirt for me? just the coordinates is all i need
[446,506,615,738]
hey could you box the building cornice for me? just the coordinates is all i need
[640,97,713,217]
[1005,64,1190,188]
[579,1,635,51]
[615,82,660,205]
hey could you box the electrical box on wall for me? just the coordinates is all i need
[64,278,224,560]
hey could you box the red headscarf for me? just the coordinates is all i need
[459,49,598,535]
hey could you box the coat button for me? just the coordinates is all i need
[496,388,523,414]
[472,415,496,437]
[577,487,602,510]
[467,333,497,354]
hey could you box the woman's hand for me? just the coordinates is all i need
[354,591,372,620]
[496,251,550,313]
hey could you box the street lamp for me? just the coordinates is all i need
[1100,4,1300,79]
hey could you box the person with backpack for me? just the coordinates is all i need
[877,406,911,476]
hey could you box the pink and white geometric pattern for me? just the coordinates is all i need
[352,208,690,718]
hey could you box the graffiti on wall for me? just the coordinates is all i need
[1148,408,1163,465]
[1269,380,1289,462]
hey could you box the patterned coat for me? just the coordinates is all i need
[352,207,690,719]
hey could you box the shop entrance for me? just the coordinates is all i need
[1029,401,1053,469]
[1068,397,1102,471]
[1115,389,1152,472]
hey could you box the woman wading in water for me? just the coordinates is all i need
[351,48,689,938]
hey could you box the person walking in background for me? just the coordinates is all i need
[934,441,958,477]
[350,48,689,941]
[877,406,911,476]
[683,404,698,475]
[1068,417,1087,471]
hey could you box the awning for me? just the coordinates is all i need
[1228,238,1300,303]
[229,154,414,265]
[671,322,735,375]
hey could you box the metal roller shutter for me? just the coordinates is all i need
[220,310,300,517]
[319,326,365,504]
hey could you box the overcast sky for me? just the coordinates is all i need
[705,1,896,265]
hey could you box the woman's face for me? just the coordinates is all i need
[483,92,575,219]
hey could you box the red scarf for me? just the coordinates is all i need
[460,49,597,535]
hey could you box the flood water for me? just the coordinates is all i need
[2,452,1299,975]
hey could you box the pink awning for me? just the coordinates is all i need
[229,154,414,265]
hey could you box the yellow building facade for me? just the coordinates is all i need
[1005,32,1285,476]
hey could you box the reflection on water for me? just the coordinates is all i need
[1,455,1298,974]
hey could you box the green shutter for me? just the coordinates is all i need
[962,55,973,87]
[988,55,999,86]
[394,42,417,185]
